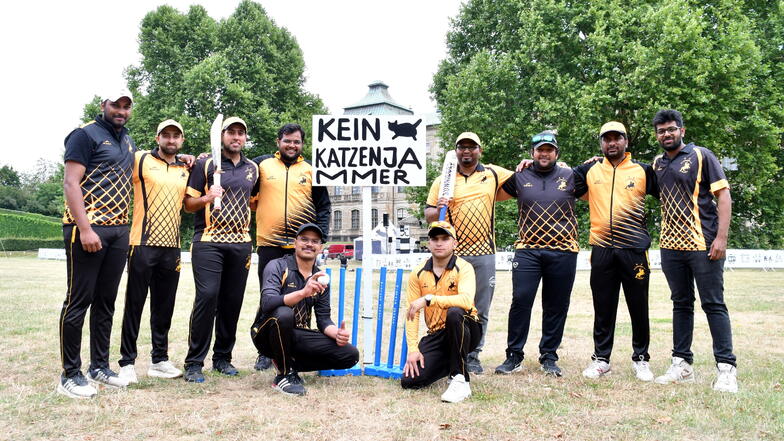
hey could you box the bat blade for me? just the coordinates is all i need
[437,150,457,221]
[209,113,224,209]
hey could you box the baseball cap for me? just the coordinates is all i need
[599,121,627,138]
[156,119,184,136]
[222,116,247,131]
[297,223,326,242]
[428,221,456,239]
[531,131,558,150]
[455,132,482,147]
[102,88,133,104]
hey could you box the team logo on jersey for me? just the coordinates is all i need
[556,177,568,191]
[102,140,112,145]
[625,177,636,190]
[448,280,456,291]
[679,158,692,174]
[299,175,307,185]
[287,282,297,288]
[634,264,646,280]
[246,168,255,182]
[267,175,277,181]
[181,171,187,178]
[481,176,488,183]
[524,182,533,188]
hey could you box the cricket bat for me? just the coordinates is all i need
[438,150,458,221]
[210,113,224,210]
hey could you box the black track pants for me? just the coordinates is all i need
[589,247,650,363]
[119,246,181,366]
[184,241,251,368]
[255,246,294,356]
[400,307,481,389]
[59,224,129,377]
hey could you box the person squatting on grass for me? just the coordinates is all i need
[250,223,359,396]
[401,221,482,403]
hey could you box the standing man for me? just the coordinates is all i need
[182,117,258,383]
[494,132,583,377]
[574,122,658,382]
[650,109,737,393]
[401,221,481,403]
[117,119,190,383]
[252,123,331,371]
[58,91,136,398]
[425,132,513,374]
[250,224,358,396]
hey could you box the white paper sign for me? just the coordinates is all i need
[311,115,426,186]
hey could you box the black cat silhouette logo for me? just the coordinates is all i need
[388,119,422,140]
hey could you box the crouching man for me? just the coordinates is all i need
[250,223,359,396]
[401,221,481,403]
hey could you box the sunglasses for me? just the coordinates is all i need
[531,133,557,145]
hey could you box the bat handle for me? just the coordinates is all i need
[214,172,222,210]
[438,206,446,221]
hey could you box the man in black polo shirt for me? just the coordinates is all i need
[183,116,259,383]
[250,223,359,396]
[58,90,136,398]
[650,109,737,393]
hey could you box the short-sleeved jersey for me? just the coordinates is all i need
[652,143,729,251]
[502,165,582,253]
[426,163,514,256]
[573,153,658,249]
[405,254,478,353]
[62,116,136,226]
[252,152,331,248]
[129,149,189,247]
[185,154,258,243]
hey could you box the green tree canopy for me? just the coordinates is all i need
[428,0,783,248]
[0,166,20,188]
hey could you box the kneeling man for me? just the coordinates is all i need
[250,223,358,396]
[401,221,481,403]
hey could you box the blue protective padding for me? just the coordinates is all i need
[373,267,388,366]
[385,269,404,368]
[363,365,403,379]
[319,364,363,377]
[319,268,362,377]
[351,268,361,347]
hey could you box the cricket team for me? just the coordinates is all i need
[57,90,738,403]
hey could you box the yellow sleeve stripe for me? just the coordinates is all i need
[186,187,201,198]
[710,179,729,194]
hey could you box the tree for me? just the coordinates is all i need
[428,0,783,248]
[0,166,20,188]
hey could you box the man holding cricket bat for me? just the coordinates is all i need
[182,116,258,383]
[425,132,513,374]
[250,223,358,396]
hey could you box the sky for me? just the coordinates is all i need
[0,0,464,173]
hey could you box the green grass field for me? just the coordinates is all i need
[0,254,782,440]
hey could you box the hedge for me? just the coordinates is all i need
[0,237,62,251]
[0,210,61,239]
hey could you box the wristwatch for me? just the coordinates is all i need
[424,294,434,306]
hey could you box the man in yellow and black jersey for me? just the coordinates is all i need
[425,132,513,374]
[650,110,737,393]
[251,123,331,371]
[117,119,190,383]
[401,222,481,403]
[182,116,259,383]
[58,91,136,398]
[494,131,584,377]
[572,122,659,382]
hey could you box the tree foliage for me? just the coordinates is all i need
[427,0,783,248]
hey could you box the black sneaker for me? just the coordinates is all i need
[183,365,205,383]
[273,371,306,396]
[467,357,484,375]
[541,359,562,377]
[213,359,239,376]
[495,353,524,374]
[254,354,272,371]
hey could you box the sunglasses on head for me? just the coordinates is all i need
[531,133,557,145]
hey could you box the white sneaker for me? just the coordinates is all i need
[87,367,130,388]
[118,365,138,384]
[632,360,654,382]
[655,357,695,384]
[441,374,471,403]
[148,360,183,379]
[582,360,611,379]
[712,363,738,393]
[57,372,97,399]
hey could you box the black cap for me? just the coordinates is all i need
[531,131,558,150]
[296,223,326,242]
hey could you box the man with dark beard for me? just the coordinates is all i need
[650,109,737,393]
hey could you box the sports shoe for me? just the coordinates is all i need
[712,363,738,393]
[655,357,695,384]
[87,367,129,388]
[212,359,239,376]
[254,354,272,371]
[441,374,471,403]
[57,372,97,399]
[183,365,205,383]
[495,352,523,374]
[632,360,654,382]
[466,357,484,375]
[541,359,562,377]
[582,359,611,379]
[118,364,138,384]
[273,372,306,396]
[148,360,182,379]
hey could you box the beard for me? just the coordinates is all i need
[660,134,683,151]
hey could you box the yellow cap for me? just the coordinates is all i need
[222,116,247,131]
[428,221,456,239]
[599,121,627,138]
[156,119,184,136]
[455,132,482,147]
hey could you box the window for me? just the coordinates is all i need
[334,186,342,195]
[371,209,378,227]
[352,186,361,194]
[397,208,405,221]
[333,211,342,230]
[372,186,381,193]
[351,209,360,229]
[397,186,406,193]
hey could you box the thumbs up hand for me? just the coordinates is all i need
[335,320,350,347]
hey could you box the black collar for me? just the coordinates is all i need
[423,253,458,272]
[95,114,127,141]
[285,253,319,276]
[151,147,185,166]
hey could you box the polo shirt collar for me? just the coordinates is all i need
[285,253,319,275]
[422,253,458,272]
